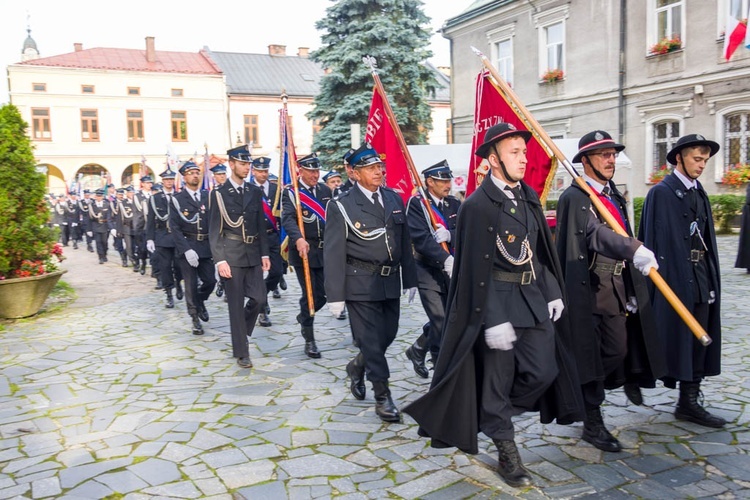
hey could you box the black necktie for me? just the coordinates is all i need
[309,186,316,199]
[437,200,444,212]
[167,193,172,204]
[602,186,611,197]
[372,192,385,216]
[194,192,200,203]
[505,185,521,203]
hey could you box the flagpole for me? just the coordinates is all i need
[363,56,449,253]
[281,92,315,317]
[471,46,711,347]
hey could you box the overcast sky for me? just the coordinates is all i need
[1,0,466,104]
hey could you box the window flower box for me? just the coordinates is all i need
[540,68,564,84]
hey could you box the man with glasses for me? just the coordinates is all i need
[556,130,663,453]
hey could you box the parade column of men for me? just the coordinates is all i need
[88,188,115,264]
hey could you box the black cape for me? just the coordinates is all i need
[735,183,750,269]
[403,176,584,455]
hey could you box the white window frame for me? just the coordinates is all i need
[647,0,685,53]
[487,24,516,88]
[645,115,682,182]
[716,106,750,181]
[533,6,569,80]
[717,0,750,38]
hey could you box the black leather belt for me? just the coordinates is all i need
[690,250,705,262]
[308,239,324,249]
[184,232,208,241]
[593,261,624,276]
[492,269,533,285]
[266,228,276,234]
[347,256,399,276]
[223,233,257,244]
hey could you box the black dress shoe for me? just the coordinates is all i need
[258,312,272,327]
[337,310,347,320]
[191,316,204,335]
[215,282,224,297]
[272,287,281,299]
[372,381,401,423]
[197,304,209,322]
[405,344,429,379]
[279,275,287,290]
[237,357,253,368]
[165,291,175,309]
[99,258,105,264]
[346,354,366,400]
[624,383,643,406]
[175,282,184,300]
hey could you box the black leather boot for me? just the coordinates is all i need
[301,326,321,358]
[132,260,140,273]
[675,381,727,428]
[372,381,400,423]
[582,406,622,452]
[346,353,366,400]
[493,439,533,488]
[258,310,272,327]
[175,281,184,300]
[165,289,174,309]
[140,259,147,275]
[191,315,204,335]
[120,252,128,267]
[624,383,643,406]
[154,277,163,290]
[405,333,429,379]
[197,302,209,322]
[87,242,94,253]
[279,275,287,290]
[215,280,224,297]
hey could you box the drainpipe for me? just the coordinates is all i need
[618,0,626,143]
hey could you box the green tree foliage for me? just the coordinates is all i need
[0,104,56,278]
[309,0,437,169]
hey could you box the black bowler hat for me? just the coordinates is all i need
[252,157,271,170]
[298,153,322,170]
[422,159,453,180]
[667,134,720,166]
[572,130,625,164]
[227,145,252,162]
[178,161,199,175]
[343,143,382,168]
[475,123,532,159]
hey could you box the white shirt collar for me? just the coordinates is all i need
[428,192,444,205]
[229,178,243,190]
[582,173,607,194]
[356,182,381,203]
[185,187,200,198]
[674,168,698,190]
[489,173,518,199]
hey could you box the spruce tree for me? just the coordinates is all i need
[309,0,437,169]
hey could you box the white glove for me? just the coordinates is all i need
[406,287,418,304]
[110,228,117,237]
[72,223,78,227]
[484,322,517,351]
[433,225,451,243]
[626,296,638,313]
[443,255,454,279]
[184,249,199,267]
[632,245,658,276]
[86,231,93,237]
[328,301,345,318]
[708,291,716,305]
[547,298,564,322]
[146,240,156,253]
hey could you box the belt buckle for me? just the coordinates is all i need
[613,262,624,276]
[380,265,392,277]
[690,249,701,262]
[318,240,325,249]
[521,271,532,285]
[245,235,255,244]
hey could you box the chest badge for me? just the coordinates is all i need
[510,207,516,214]
[183,210,190,217]
[355,221,361,229]
[508,234,516,243]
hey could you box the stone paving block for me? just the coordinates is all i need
[347,449,386,467]
[667,442,697,461]
[526,460,577,482]
[278,453,366,478]
[200,448,247,468]
[58,457,132,488]
[187,428,233,450]
[96,444,133,459]
[651,464,706,488]
[240,443,283,460]
[158,442,202,463]
[142,480,202,498]
[215,459,274,489]
[292,429,328,447]
[330,477,356,494]
[691,442,738,456]
[194,477,227,496]
[623,454,683,474]
[388,469,464,500]
[287,447,315,458]
[621,478,684,499]
[707,454,750,481]
[180,464,214,481]
[95,470,149,494]
[61,479,113,499]
[132,441,165,457]
[30,476,61,499]
[259,427,292,447]
[543,483,597,498]
[127,458,181,487]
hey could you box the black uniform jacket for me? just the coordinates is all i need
[638,173,721,383]
[208,181,269,268]
[146,192,176,248]
[324,186,417,302]
[402,176,584,454]
[281,182,332,268]
[556,182,666,388]
[88,201,114,234]
[170,190,212,259]
[735,183,750,268]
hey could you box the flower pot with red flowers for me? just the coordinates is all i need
[540,68,564,84]
[0,104,66,319]
[721,163,750,189]
[649,35,682,56]
[649,164,672,184]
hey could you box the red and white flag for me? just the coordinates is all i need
[724,15,747,60]
[364,86,414,204]
[466,70,556,199]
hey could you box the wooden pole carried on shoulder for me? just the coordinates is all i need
[471,46,711,346]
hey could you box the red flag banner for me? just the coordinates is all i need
[467,71,556,200]
[365,87,415,204]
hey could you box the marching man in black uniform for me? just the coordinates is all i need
[251,157,283,327]
[133,175,152,275]
[324,143,418,423]
[66,193,82,249]
[146,167,184,308]
[403,124,583,488]
[208,145,270,368]
[556,131,663,452]
[209,164,228,299]
[111,188,129,267]
[79,190,95,253]
[324,170,344,197]
[404,160,460,378]
[88,188,115,264]
[171,161,216,336]
[282,153,332,358]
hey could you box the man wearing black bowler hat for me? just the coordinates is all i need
[556,130,664,453]
[404,159,460,378]
[639,133,726,428]
[208,145,270,368]
[404,123,582,488]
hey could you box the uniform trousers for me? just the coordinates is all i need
[70,223,81,242]
[224,265,265,358]
[123,233,137,262]
[264,236,284,293]
[60,224,71,245]
[177,257,216,317]
[582,312,628,407]
[416,279,448,358]
[347,298,400,383]
[113,234,124,253]
[94,232,109,257]
[155,246,182,289]
[293,266,326,326]
[476,319,557,441]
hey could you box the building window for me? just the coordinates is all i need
[495,38,513,87]
[81,109,99,141]
[127,110,144,141]
[719,0,750,37]
[653,120,680,169]
[171,88,183,97]
[82,85,95,94]
[31,108,51,140]
[244,115,259,145]
[543,22,565,73]
[127,87,140,96]
[171,111,188,141]
[32,83,46,92]
[724,111,750,168]
[648,0,684,49]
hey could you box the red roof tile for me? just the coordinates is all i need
[20,47,222,75]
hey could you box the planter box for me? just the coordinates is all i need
[0,270,67,319]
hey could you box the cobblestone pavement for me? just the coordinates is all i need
[0,236,748,499]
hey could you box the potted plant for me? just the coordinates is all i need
[0,104,66,319]
[649,35,682,55]
[649,164,672,184]
[540,68,564,84]
[721,162,750,188]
